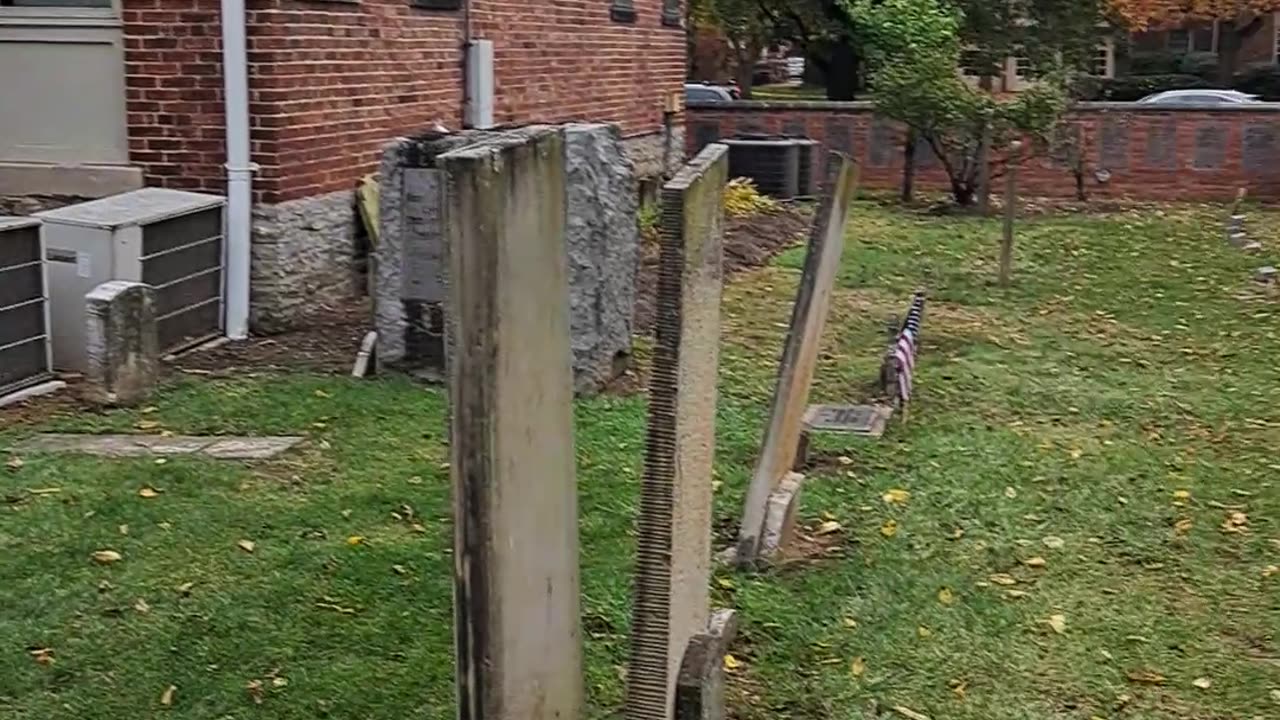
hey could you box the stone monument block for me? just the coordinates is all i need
[1144,120,1177,169]
[1194,125,1227,169]
[625,143,728,720]
[565,123,640,394]
[825,117,854,159]
[1243,123,1278,175]
[736,153,859,566]
[441,127,583,720]
[377,124,639,394]
[84,281,159,407]
[868,119,896,168]
[1099,117,1129,169]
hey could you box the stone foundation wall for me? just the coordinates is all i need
[250,190,357,333]
[624,126,686,181]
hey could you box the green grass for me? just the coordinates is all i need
[4,203,1280,719]
[751,83,827,101]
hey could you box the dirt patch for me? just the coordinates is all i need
[633,203,812,334]
[172,299,372,376]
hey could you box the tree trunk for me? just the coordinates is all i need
[951,178,975,207]
[901,131,916,203]
[827,36,858,101]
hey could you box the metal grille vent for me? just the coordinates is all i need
[0,219,52,396]
[140,207,224,351]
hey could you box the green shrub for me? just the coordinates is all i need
[1130,50,1183,75]
[1179,51,1220,79]
[1232,64,1280,100]
[1094,74,1212,101]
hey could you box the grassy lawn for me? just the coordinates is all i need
[752,83,828,101]
[3,202,1279,719]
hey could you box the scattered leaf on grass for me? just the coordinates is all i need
[1004,487,1018,499]
[893,705,932,720]
[1047,614,1067,634]
[938,587,955,605]
[134,598,150,614]
[160,685,176,707]
[842,617,858,629]
[716,577,735,589]
[837,456,853,466]
[1043,536,1065,549]
[176,582,195,596]
[246,680,265,704]
[119,524,129,536]
[723,654,742,671]
[882,489,911,505]
[1192,677,1212,690]
[850,657,865,677]
[1023,556,1047,568]
[1173,490,1191,501]
[138,487,161,498]
[1221,512,1249,533]
[30,487,60,495]
[136,420,161,431]
[29,648,53,665]
[7,456,25,470]
[237,539,256,554]
[917,626,932,639]
[989,574,1018,586]
[271,677,288,688]
[91,550,122,565]
[881,520,898,538]
[392,564,409,576]
[346,535,366,546]
[1005,590,1030,599]
[1263,565,1278,578]
[1126,669,1167,685]
[314,600,357,615]
[1174,517,1194,534]
[815,520,842,536]
[411,523,427,534]
[1271,689,1280,704]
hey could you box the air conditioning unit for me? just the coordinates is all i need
[0,216,54,399]
[37,189,227,371]
[721,137,820,199]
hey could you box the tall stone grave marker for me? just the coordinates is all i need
[736,153,859,566]
[84,280,159,407]
[626,144,731,720]
[441,127,583,720]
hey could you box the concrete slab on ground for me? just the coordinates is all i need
[11,434,304,459]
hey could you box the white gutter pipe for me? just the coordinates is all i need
[220,0,253,339]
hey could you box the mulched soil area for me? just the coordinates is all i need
[633,203,812,334]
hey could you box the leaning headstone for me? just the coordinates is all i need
[441,127,583,720]
[377,124,640,394]
[565,123,640,394]
[736,153,859,567]
[1227,188,1249,248]
[674,609,739,720]
[84,281,159,407]
[626,143,729,720]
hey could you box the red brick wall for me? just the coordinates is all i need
[123,0,685,204]
[687,101,1280,201]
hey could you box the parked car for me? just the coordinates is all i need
[685,82,737,104]
[1137,89,1262,105]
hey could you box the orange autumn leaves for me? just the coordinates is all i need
[1108,0,1280,29]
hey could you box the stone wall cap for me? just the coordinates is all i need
[0,216,42,232]
[688,99,1280,113]
[666,143,729,191]
[35,188,225,230]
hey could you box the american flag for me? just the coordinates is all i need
[893,292,926,407]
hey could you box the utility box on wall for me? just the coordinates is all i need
[0,216,54,398]
[36,188,227,371]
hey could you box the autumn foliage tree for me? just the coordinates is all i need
[1108,1,1280,82]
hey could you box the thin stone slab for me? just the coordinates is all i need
[85,281,159,407]
[803,403,892,438]
[736,152,859,566]
[12,434,303,459]
[441,126,582,720]
[626,143,728,720]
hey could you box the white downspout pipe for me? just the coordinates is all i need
[220,0,253,339]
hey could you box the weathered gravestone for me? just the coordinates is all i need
[84,280,159,407]
[442,127,583,720]
[376,123,638,393]
[735,153,859,567]
[625,143,736,720]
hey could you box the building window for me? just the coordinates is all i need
[410,0,462,8]
[610,0,635,23]
[1092,39,1115,78]
[661,0,680,27]
[1167,28,1190,51]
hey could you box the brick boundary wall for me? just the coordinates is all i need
[687,100,1280,201]
[123,0,685,331]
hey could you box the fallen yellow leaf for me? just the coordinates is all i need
[136,420,161,431]
[842,617,858,629]
[716,577,735,589]
[119,524,129,536]
[917,626,932,639]
[176,582,195,595]
[6,456,24,470]
[1173,490,1191,500]
[138,487,161,499]
[893,706,932,720]
[850,657,865,677]
[134,598,151,614]
[1047,614,1067,634]
[1174,517,1193,534]
[29,647,53,665]
[882,488,911,505]
[346,535,366,546]
[1221,512,1249,533]
[271,676,288,688]
[392,564,409,576]
[91,550,123,565]
[938,587,955,605]
[1191,677,1212,690]
[1023,556,1047,568]
[723,654,742,671]
[160,685,176,707]
[989,573,1017,586]
[815,520,843,536]
[1004,487,1018,499]
[1043,536,1065,549]
[237,539,256,554]
[1126,668,1167,685]
[1005,589,1029,599]
[1263,565,1278,578]
[881,520,898,538]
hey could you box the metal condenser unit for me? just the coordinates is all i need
[37,189,227,371]
[0,216,54,398]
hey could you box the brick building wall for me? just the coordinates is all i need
[688,101,1280,201]
[122,0,685,330]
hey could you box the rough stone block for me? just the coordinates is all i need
[442,126,582,720]
[1243,123,1278,175]
[868,119,896,168]
[1099,118,1129,169]
[760,472,804,558]
[84,281,159,407]
[565,123,640,394]
[737,153,859,566]
[1144,120,1177,169]
[626,143,727,720]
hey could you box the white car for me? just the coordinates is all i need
[1137,89,1262,105]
